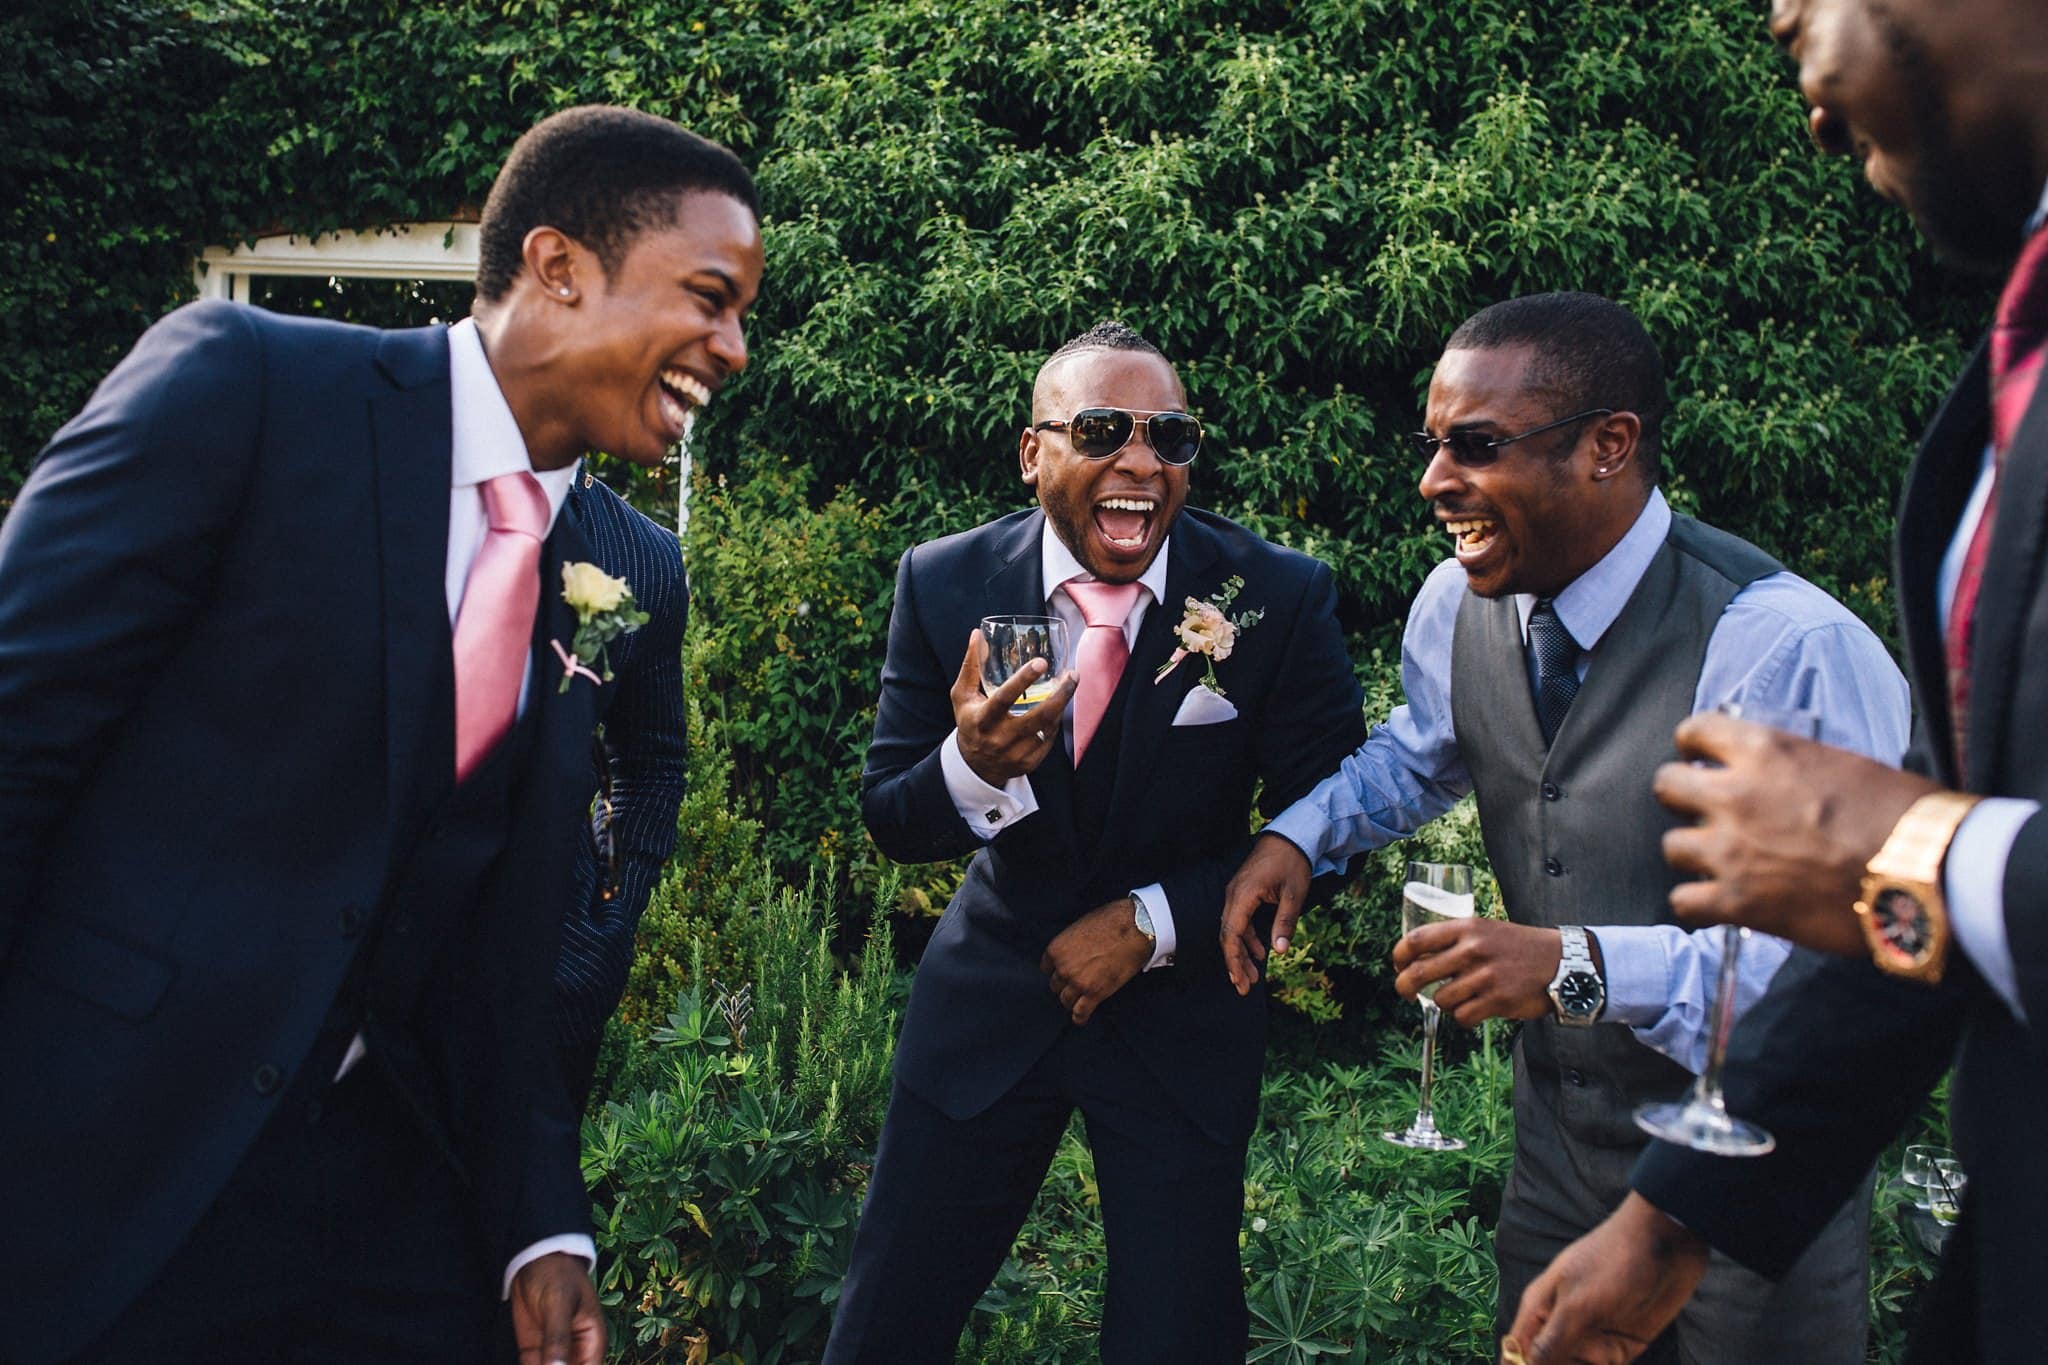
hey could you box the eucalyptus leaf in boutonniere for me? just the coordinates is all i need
[553,561,649,692]
[1154,574,1264,696]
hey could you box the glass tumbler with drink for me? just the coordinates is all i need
[979,615,1071,715]
[1383,860,1475,1152]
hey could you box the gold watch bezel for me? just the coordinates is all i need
[1852,792,1981,985]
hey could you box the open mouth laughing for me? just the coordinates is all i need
[657,366,714,442]
[1093,494,1159,557]
[1444,517,1500,562]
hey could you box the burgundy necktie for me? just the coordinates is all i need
[1064,577,1143,766]
[452,471,550,781]
[1946,229,2048,782]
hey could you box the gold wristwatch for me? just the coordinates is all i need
[1853,791,1983,984]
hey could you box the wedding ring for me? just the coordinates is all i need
[1035,729,1047,743]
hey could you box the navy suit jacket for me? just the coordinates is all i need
[863,507,1367,1145]
[1635,337,2048,1360]
[555,474,687,1051]
[0,302,597,1363]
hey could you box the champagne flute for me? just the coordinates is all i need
[979,615,1071,715]
[1634,700,1819,1157]
[1383,860,1474,1152]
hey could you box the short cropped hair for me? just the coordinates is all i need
[1444,292,1668,483]
[1046,319,1166,365]
[475,105,758,302]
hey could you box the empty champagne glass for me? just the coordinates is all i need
[1634,700,1820,1157]
[1384,860,1475,1152]
[979,615,1070,715]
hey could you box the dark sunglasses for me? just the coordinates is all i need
[1409,407,1614,468]
[1031,408,1203,466]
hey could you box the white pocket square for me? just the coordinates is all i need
[1171,684,1240,726]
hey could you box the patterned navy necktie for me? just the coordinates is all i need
[1528,598,1581,745]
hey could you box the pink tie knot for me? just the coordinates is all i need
[1064,576,1142,628]
[481,470,550,540]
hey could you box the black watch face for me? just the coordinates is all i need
[1556,971,1603,1017]
[1871,887,1932,961]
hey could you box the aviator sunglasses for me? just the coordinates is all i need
[1409,407,1614,468]
[1031,407,1204,466]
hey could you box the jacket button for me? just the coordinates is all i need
[1541,782,1561,801]
[1566,1068,1586,1087]
[1544,857,1564,877]
[252,1063,283,1096]
[339,905,365,937]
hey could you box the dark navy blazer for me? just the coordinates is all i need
[862,506,1368,1145]
[555,474,687,1050]
[0,301,598,1363]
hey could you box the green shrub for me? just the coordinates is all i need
[586,871,899,1363]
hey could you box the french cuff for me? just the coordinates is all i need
[1262,804,1343,879]
[1132,882,1177,970]
[1946,796,2037,1022]
[940,729,1038,839]
[1589,925,1668,1028]
[503,1234,598,1300]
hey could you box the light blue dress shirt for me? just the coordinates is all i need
[1266,490,1913,1074]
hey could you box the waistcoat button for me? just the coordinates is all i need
[1541,782,1560,801]
[1544,857,1563,877]
[252,1063,283,1096]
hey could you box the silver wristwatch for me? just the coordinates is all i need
[1130,890,1157,945]
[1548,925,1605,1027]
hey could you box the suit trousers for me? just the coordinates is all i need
[1493,1055,1870,1365]
[63,1041,500,1365]
[823,1015,1252,1364]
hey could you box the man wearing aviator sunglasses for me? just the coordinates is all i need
[1219,292,1907,1363]
[828,321,1367,1363]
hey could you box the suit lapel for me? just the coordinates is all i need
[1969,349,2048,790]
[369,327,457,834]
[528,511,603,795]
[1084,516,1221,871]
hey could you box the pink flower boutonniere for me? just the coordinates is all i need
[552,561,649,692]
[1154,574,1264,696]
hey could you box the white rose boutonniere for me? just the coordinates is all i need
[1154,574,1264,695]
[553,561,650,692]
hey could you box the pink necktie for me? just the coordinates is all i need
[1064,577,1142,766]
[453,471,550,781]
[1946,227,2048,780]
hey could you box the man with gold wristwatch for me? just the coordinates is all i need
[1503,0,2048,1358]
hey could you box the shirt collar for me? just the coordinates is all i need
[448,317,578,533]
[1040,515,1170,608]
[1513,487,1671,651]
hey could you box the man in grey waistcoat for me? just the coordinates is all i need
[1218,292,1909,1362]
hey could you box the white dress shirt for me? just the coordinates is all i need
[343,317,592,1293]
[939,522,1179,969]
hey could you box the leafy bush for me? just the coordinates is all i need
[587,869,898,1364]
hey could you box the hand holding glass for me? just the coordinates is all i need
[1384,861,1474,1153]
[979,616,1070,714]
[1634,700,1820,1157]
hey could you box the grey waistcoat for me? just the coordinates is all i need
[1450,513,1782,1148]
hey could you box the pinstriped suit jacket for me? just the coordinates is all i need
[554,473,687,1050]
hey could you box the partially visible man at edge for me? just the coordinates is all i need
[553,468,688,1103]
[1506,1,2048,1361]
[0,106,760,1365]
[1221,291,1909,1363]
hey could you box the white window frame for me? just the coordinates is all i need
[193,221,479,301]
